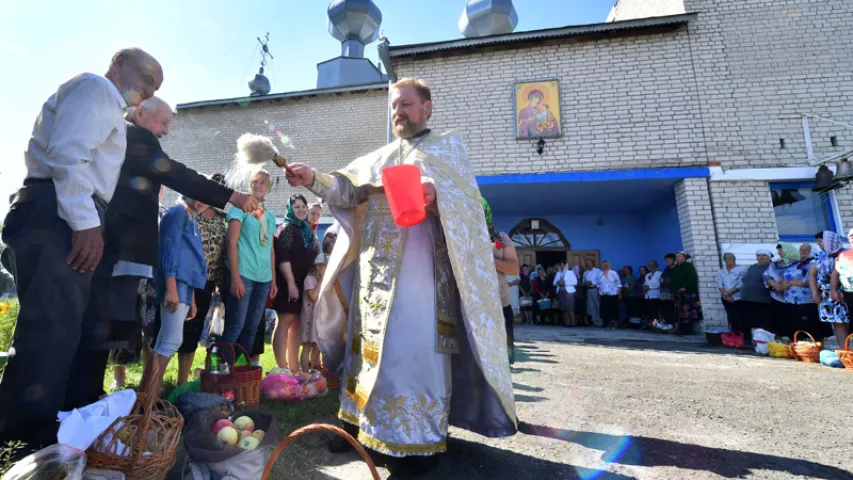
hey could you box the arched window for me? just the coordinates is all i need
[509,218,571,249]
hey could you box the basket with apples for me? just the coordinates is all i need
[183,409,280,477]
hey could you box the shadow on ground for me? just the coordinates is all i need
[395,436,635,480]
[519,421,853,480]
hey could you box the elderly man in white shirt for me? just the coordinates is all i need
[582,259,603,326]
[554,261,579,326]
[597,260,623,329]
[644,260,664,321]
[0,47,163,452]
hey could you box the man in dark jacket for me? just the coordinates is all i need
[63,96,259,409]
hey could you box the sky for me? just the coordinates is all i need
[0,0,615,219]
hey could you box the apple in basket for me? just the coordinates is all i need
[239,436,260,451]
[217,426,239,446]
[252,430,265,441]
[234,416,255,432]
[212,419,233,435]
[240,430,253,440]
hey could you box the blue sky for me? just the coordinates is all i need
[0,0,614,217]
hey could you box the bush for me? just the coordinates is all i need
[0,301,17,354]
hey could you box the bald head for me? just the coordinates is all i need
[106,47,163,107]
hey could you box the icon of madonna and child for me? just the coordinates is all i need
[515,80,562,139]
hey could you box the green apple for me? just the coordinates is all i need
[252,430,265,441]
[239,436,260,451]
[217,426,239,446]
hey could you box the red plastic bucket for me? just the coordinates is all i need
[382,165,426,227]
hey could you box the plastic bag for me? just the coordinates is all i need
[208,302,225,337]
[167,378,201,404]
[2,444,86,480]
[820,350,844,368]
[752,328,776,355]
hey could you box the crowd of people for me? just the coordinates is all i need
[0,48,335,456]
[0,57,518,475]
[514,252,702,333]
[718,231,853,345]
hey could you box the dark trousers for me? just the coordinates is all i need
[502,304,515,364]
[180,281,215,354]
[600,295,619,325]
[0,183,98,448]
[740,301,772,342]
[722,298,744,333]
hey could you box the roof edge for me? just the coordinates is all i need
[389,13,697,58]
[176,81,389,110]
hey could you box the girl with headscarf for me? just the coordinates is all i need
[620,266,638,326]
[810,231,847,340]
[482,198,519,363]
[781,243,820,339]
[670,252,702,334]
[272,194,319,374]
[764,244,798,338]
[223,169,277,364]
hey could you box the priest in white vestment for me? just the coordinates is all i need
[284,78,517,469]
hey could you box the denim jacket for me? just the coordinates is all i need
[155,204,208,304]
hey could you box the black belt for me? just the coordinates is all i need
[23,177,52,186]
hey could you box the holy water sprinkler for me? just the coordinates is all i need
[236,133,292,174]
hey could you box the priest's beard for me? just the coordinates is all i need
[392,117,426,139]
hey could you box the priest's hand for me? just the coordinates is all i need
[423,180,437,214]
[286,163,315,187]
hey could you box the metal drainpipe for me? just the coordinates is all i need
[705,177,724,270]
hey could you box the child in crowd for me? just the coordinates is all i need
[140,196,209,399]
[301,254,326,373]
[223,169,277,364]
[307,202,323,234]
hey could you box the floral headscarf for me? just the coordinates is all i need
[778,244,799,264]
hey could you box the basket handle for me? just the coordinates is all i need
[846,334,853,350]
[261,424,380,480]
[793,330,816,345]
[130,390,158,462]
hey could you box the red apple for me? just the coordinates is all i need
[222,391,235,401]
[212,419,233,435]
[239,430,253,440]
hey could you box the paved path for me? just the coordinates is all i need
[271,326,853,479]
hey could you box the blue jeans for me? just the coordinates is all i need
[222,275,270,363]
[154,303,192,357]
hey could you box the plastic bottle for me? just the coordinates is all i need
[209,346,222,374]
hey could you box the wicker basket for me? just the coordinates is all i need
[790,330,822,363]
[768,341,794,358]
[262,424,379,480]
[835,334,853,369]
[200,342,263,408]
[86,393,183,480]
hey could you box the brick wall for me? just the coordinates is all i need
[709,181,779,245]
[676,178,725,327]
[684,0,853,170]
[391,27,707,175]
[607,0,685,22]
[159,88,388,216]
[610,0,853,171]
[834,184,853,232]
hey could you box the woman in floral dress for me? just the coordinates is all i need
[810,231,846,341]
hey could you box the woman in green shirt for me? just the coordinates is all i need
[670,251,702,334]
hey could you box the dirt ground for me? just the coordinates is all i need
[280,325,853,480]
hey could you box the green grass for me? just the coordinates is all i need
[0,306,341,477]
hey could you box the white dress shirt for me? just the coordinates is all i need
[583,267,602,288]
[25,73,128,231]
[717,266,746,301]
[644,270,663,299]
[597,269,622,296]
[553,268,578,294]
